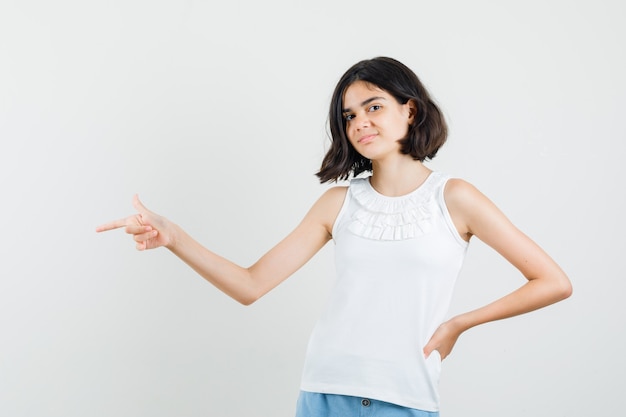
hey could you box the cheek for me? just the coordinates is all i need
[392,117,411,137]
[345,124,357,145]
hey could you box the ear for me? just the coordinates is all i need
[406,99,418,124]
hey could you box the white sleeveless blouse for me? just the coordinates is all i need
[300,172,468,412]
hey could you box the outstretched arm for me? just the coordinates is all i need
[423,179,572,359]
[96,188,347,305]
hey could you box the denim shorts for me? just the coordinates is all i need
[295,391,439,417]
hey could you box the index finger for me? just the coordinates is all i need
[95,218,128,233]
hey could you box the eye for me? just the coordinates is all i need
[368,105,381,112]
[343,113,355,121]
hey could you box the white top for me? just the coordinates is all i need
[300,172,468,411]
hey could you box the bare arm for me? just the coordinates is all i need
[96,187,347,305]
[424,179,572,359]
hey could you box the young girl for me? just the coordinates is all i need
[96,56,572,416]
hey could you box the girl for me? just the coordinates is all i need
[96,56,572,416]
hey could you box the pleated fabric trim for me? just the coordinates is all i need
[347,172,443,241]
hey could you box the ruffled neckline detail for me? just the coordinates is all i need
[348,172,443,241]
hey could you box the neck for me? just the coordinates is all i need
[369,157,431,197]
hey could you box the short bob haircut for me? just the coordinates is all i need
[316,57,448,183]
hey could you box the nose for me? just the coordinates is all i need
[353,112,371,130]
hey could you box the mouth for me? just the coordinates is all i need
[358,134,376,144]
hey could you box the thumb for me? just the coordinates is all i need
[423,339,436,359]
[132,194,150,215]
[423,345,432,359]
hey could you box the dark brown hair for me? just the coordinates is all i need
[316,57,448,183]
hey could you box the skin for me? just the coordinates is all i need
[96,80,572,362]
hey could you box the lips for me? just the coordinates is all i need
[358,134,376,144]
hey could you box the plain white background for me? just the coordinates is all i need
[1,0,624,416]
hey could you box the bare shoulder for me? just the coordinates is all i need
[443,177,485,199]
[320,184,349,203]
[443,178,503,240]
[304,185,348,235]
[443,178,488,215]
[317,185,349,220]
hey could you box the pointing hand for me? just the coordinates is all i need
[96,195,174,251]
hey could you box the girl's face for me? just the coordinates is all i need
[342,80,415,162]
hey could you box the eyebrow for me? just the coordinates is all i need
[342,96,386,113]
